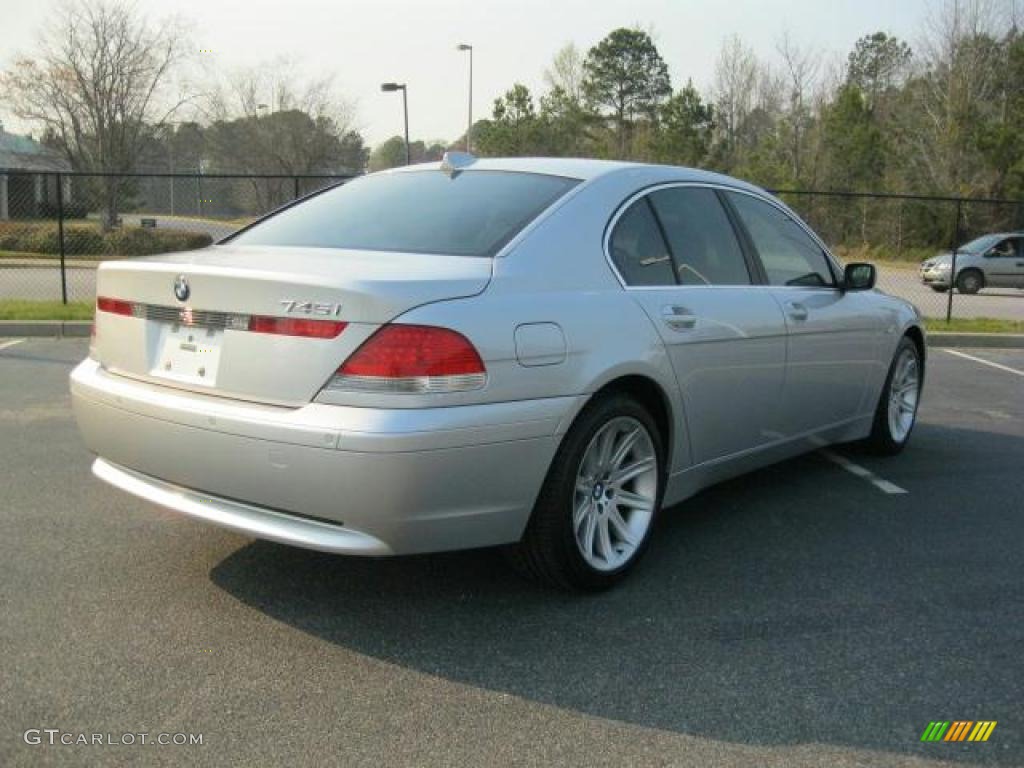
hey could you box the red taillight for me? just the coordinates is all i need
[248,316,347,339]
[329,325,486,393]
[96,296,133,316]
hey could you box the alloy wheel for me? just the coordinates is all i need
[887,347,920,443]
[572,417,658,572]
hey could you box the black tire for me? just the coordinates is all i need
[929,285,949,293]
[864,336,922,455]
[956,269,984,294]
[505,393,666,591]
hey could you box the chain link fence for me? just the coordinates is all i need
[0,171,352,304]
[774,189,1024,322]
[1,170,1021,322]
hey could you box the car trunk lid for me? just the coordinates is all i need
[92,244,491,405]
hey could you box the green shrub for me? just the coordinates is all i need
[0,220,212,257]
[104,227,213,256]
[0,223,32,251]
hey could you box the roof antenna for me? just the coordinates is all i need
[440,150,476,178]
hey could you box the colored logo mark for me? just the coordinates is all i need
[920,721,997,742]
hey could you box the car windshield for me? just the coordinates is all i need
[958,234,1001,253]
[229,170,579,257]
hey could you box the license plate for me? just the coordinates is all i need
[151,322,223,386]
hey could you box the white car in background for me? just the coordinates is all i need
[921,232,1024,293]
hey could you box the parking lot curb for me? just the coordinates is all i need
[0,320,91,338]
[927,332,1024,349]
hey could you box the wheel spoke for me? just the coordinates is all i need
[615,488,654,511]
[573,497,591,532]
[608,428,640,472]
[607,506,636,546]
[609,456,655,486]
[596,427,616,470]
[581,510,598,557]
[597,516,614,563]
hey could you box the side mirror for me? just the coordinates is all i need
[843,262,876,291]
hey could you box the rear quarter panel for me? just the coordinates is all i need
[377,168,709,473]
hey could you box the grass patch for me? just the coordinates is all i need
[833,244,938,265]
[924,317,1024,334]
[0,249,124,262]
[0,300,94,321]
[140,213,254,228]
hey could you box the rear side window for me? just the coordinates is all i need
[230,170,578,257]
[608,199,676,286]
[726,192,835,287]
[648,187,751,286]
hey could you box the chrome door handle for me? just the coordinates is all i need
[785,301,809,321]
[662,305,697,331]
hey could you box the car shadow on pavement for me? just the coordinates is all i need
[210,424,1022,764]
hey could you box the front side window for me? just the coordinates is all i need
[608,199,676,286]
[989,238,1018,258]
[229,170,579,257]
[648,187,751,286]
[726,192,835,287]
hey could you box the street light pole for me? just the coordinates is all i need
[162,121,185,216]
[167,125,175,216]
[380,82,410,165]
[402,86,410,165]
[457,44,473,152]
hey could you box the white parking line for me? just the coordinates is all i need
[0,339,25,352]
[820,450,908,495]
[944,349,1024,377]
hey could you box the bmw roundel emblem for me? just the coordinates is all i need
[173,274,190,302]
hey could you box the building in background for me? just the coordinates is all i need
[0,123,73,219]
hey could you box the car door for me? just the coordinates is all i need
[723,190,883,437]
[607,185,787,466]
[983,237,1024,287]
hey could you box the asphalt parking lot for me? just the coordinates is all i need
[1,338,1022,767]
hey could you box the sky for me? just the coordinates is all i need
[0,0,934,147]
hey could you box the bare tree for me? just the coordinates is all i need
[202,60,365,209]
[544,43,585,105]
[204,59,355,128]
[1,0,190,225]
[777,32,821,183]
[909,0,1007,194]
[712,36,759,163]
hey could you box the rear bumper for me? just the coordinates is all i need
[92,458,393,554]
[71,359,581,555]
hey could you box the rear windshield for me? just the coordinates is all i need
[229,170,579,257]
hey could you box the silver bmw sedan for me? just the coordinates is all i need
[71,154,925,590]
